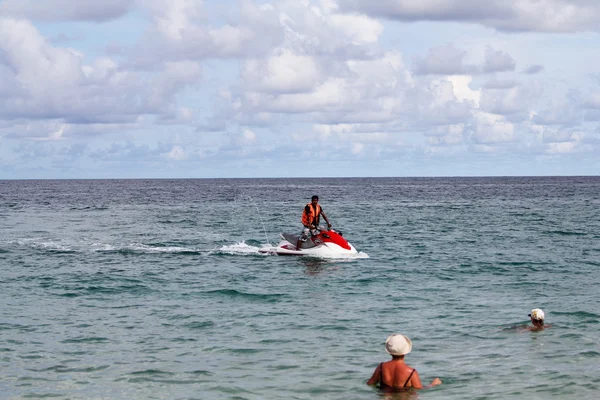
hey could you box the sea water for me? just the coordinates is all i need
[0,177,599,400]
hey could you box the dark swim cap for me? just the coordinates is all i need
[311,195,319,201]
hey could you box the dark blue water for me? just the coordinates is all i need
[1,177,599,399]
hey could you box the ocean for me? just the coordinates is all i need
[0,177,599,399]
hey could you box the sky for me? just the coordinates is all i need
[1,0,599,179]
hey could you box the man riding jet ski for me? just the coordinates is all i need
[258,195,358,257]
[297,195,331,250]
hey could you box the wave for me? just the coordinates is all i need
[68,205,109,211]
[157,219,197,225]
[2,238,368,259]
[56,284,152,297]
[543,230,588,236]
[211,241,271,256]
[4,239,76,253]
[60,337,110,344]
[203,288,287,302]
[94,243,204,254]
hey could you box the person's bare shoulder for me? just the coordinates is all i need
[527,324,551,331]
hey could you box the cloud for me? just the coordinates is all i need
[132,0,386,66]
[31,124,67,141]
[351,142,365,154]
[338,0,600,33]
[583,110,600,121]
[426,124,466,146]
[227,50,413,125]
[413,44,476,75]
[472,112,515,144]
[90,141,161,162]
[0,17,203,132]
[583,93,600,109]
[242,129,256,143]
[328,12,384,44]
[0,18,128,122]
[531,103,580,126]
[413,44,516,75]
[242,49,322,94]
[479,85,533,116]
[338,0,509,22]
[545,141,576,153]
[522,64,544,74]
[131,0,281,63]
[165,145,188,160]
[0,0,134,22]
[481,79,519,89]
[542,128,583,143]
[482,46,515,73]
[541,129,590,154]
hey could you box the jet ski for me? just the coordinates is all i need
[259,228,358,257]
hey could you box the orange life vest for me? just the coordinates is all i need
[302,203,321,227]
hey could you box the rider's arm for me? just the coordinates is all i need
[321,210,331,228]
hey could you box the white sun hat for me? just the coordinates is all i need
[529,308,545,320]
[385,334,412,356]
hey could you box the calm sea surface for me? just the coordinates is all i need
[1,177,599,400]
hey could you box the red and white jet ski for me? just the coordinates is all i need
[259,228,358,257]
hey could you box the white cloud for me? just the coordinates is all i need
[242,129,256,143]
[165,145,188,160]
[531,102,579,126]
[352,142,364,154]
[0,16,205,130]
[133,0,279,62]
[545,141,577,153]
[479,85,529,116]
[0,0,134,22]
[543,128,584,143]
[426,124,466,146]
[338,0,507,21]
[522,64,544,74]
[0,18,84,92]
[483,46,515,73]
[148,0,202,40]
[242,50,321,93]
[0,18,129,122]
[448,75,480,106]
[338,0,600,33]
[472,112,515,144]
[482,79,518,89]
[584,93,600,109]
[329,13,383,44]
[48,124,66,141]
[209,25,258,56]
[229,49,413,127]
[413,44,475,75]
[414,44,517,75]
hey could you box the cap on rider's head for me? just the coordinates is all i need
[311,195,319,201]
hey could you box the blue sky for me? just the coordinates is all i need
[1,0,599,178]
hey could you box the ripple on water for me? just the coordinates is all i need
[202,289,287,303]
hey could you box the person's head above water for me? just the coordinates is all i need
[311,195,319,202]
[385,334,412,356]
[529,308,545,327]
